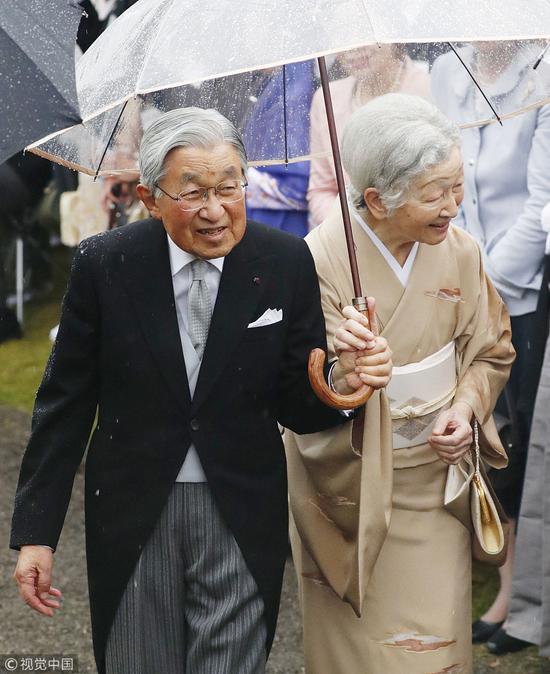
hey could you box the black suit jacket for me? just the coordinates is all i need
[10,218,344,673]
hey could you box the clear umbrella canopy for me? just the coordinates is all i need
[29,0,550,175]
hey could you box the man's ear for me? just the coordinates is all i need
[136,183,162,219]
[363,188,388,221]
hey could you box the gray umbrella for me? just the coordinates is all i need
[0,0,83,164]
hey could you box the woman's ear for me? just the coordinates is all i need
[136,184,161,219]
[363,188,388,220]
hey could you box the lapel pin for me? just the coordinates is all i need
[253,276,261,285]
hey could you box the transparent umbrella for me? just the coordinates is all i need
[28,0,550,406]
[27,0,550,174]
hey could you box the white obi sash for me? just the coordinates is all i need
[387,341,457,449]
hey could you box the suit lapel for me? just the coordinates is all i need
[119,220,192,413]
[192,228,273,413]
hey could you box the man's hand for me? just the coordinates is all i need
[100,176,139,215]
[13,546,62,617]
[331,301,392,395]
[429,402,473,465]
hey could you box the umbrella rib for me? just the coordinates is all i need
[357,0,380,46]
[447,42,503,126]
[282,64,289,165]
[94,99,129,179]
[134,0,179,94]
[534,40,550,69]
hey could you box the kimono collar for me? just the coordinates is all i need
[350,204,419,287]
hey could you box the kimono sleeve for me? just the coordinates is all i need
[453,241,515,466]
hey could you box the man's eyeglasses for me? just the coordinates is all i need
[155,179,248,212]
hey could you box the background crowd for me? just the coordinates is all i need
[1,4,550,663]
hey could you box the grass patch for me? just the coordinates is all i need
[473,561,499,619]
[0,247,72,413]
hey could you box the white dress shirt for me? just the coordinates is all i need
[166,233,224,482]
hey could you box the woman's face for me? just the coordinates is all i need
[474,40,520,73]
[340,45,400,78]
[384,146,464,246]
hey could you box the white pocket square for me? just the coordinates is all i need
[247,308,283,329]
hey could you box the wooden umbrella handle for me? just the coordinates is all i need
[308,297,378,410]
[308,349,374,409]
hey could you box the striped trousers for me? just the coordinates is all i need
[105,483,267,674]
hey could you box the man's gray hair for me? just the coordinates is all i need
[341,93,461,214]
[139,107,248,197]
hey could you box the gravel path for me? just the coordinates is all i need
[1,405,546,673]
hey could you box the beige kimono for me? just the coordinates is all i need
[285,207,514,674]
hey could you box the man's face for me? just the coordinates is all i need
[138,143,247,259]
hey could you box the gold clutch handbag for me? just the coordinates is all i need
[444,421,509,566]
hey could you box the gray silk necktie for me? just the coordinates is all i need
[188,259,213,360]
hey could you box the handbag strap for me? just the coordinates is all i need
[473,420,480,474]
[472,420,492,525]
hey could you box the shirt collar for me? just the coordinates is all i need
[166,233,224,276]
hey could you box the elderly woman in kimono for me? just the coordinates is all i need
[285,93,514,674]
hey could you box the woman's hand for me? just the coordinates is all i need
[332,301,392,394]
[429,402,473,465]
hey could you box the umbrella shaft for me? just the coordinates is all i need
[317,55,363,297]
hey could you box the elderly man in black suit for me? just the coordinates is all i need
[11,108,391,674]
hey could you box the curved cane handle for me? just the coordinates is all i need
[308,348,374,410]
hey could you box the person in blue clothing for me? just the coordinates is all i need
[243,61,314,237]
[431,40,550,652]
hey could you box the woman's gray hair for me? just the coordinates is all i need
[341,93,461,214]
[139,107,248,197]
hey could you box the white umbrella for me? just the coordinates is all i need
[28,0,550,176]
